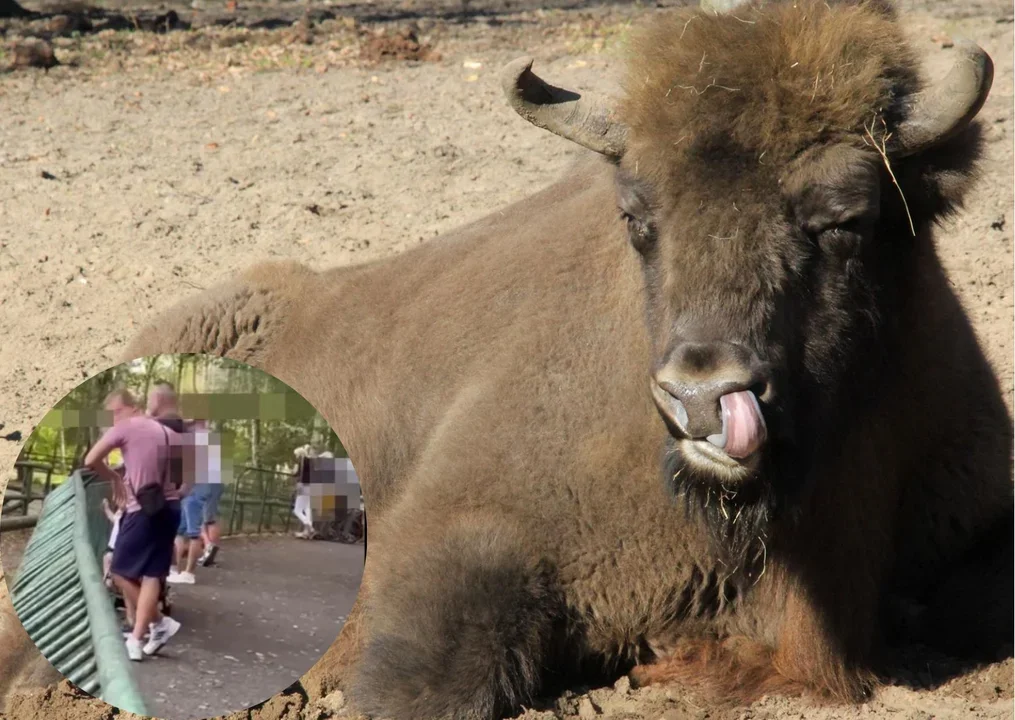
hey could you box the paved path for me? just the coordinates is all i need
[122,535,363,720]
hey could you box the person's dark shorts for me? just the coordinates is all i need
[110,500,182,581]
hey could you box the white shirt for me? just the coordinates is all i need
[193,430,223,484]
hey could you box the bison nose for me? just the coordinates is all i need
[651,342,770,459]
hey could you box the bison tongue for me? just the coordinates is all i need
[706,390,767,459]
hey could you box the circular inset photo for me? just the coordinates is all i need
[0,354,364,720]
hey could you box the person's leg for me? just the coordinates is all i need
[113,574,141,615]
[172,509,188,573]
[199,484,223,566]
[184,491,205,574]
[294,494,313,537]
[304,493,316,538]
[133,577,162,640]
[185,537,202,574]
[169,495,202,583]
[143,502,182,655]
[293,496,307,537]
[172,535,186,573]
[113,573,143,655]
[110,510,151,660]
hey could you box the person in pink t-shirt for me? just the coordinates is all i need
[84,388,184,662]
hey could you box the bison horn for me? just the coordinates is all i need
[501,56,627,158]
[889,39,993,158]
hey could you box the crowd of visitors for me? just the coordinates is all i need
[84,382,228,662]
[83,382,361,663]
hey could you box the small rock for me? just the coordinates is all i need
[991,215,1005,231]
[317,690,346,713]
[613,674,632,695]
[47,14,92,34]
[290,14,313,45]
[9,39,59,71]
[930,32,954,48]
[983,123,1006,143]
[577,696,600,719]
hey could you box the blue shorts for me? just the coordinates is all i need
[178,493,205,539]
[178,484,226,537]
[194,483,225,524]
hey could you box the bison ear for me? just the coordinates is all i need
[894,120,985,226]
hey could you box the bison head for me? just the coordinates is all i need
[503,1,992,562]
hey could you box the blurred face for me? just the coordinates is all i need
[105,397,136,426]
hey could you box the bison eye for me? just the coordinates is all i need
[620,209,655,254]
[806,217,870,255]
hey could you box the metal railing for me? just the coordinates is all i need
[1,458,66,530]
[8,470,147,715]
[222,465,301,537]
[220,465,364,542]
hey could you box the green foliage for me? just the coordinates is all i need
[28,354,344,474]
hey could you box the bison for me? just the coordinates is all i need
[2,0,1011,718]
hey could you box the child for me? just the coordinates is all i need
[101,495,123,591]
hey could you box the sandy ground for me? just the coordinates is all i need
[0,0,1012,718]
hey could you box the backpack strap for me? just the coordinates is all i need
[159,424,171,491]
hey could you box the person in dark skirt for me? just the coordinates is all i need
[84,388,184,662]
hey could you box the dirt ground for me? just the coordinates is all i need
[0,0,1012,718]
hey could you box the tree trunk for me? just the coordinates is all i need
[141,354,161,401]
[250,418,261,467]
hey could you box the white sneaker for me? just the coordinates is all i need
[143,616,181,655]
[167,571,196,584]
[125,635,143,661]
[198,544,219,567]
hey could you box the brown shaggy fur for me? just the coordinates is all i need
[1,2,1009,718]
[619,1,918,179]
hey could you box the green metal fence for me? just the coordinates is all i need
[8,470,147,716]
[1,454,69,530]
[223,465,302,536]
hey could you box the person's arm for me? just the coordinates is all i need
[84,428,127,488]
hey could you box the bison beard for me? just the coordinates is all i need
[663,444,769,578]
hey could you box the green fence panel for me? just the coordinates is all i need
[9,470,148,716]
